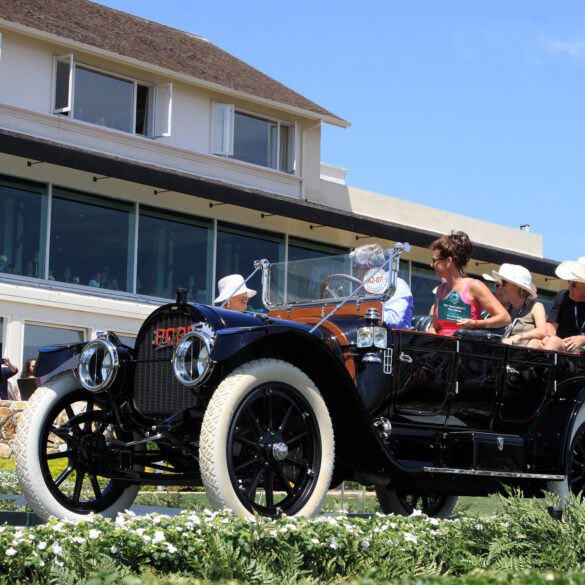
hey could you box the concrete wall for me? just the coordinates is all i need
[319,177,543,258]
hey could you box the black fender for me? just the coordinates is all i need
[211,326,417,479]
[35,343,86,378]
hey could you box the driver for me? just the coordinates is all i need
[352,244,413,329]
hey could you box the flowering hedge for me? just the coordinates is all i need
[1,494,585,584]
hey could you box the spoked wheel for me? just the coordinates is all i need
[376,486,457,518]
[200,359,334,518]
[15,373,140,521]
[568,422,585,495]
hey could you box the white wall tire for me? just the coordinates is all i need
[200,359,334,518]
[15,372,140,522]
[375,487,458,518]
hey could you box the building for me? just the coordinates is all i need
[0,0,560,375]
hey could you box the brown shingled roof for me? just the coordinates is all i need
[1,0,347,125]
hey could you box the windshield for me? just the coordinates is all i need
[264,244,392,308]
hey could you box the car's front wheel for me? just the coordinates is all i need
[15,373,140,521]
[375,486,457,518]
[200,359,334,518]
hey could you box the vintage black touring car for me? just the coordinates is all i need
[14,243,585,521]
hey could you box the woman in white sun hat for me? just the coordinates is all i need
[214,274,257,312]
[491,264,546,347]
[541,256,585,353]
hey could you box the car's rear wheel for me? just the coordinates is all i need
[200,359,334,518]
[375,486,457,518]
[548,404,585,502]
[15,373,140,521]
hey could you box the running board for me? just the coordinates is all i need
[423,467,564,480]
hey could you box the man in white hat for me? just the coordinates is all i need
[541,257,585,352]
[214,274,257,312]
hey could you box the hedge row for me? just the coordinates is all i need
[0,493,584,584]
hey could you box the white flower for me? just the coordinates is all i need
[111,546,118,554]
[360,540,370,549]
[329,540,339,551]
[311,538,319,544]
[428,517,440,526]
[88,529,101,540]
[38,541,47,550]
[410,509,423,516]
[6,548,17,557]
[403,532,418,544]
[73,536,86,544]
[135,528,145,536]
[166,543,177,553]
[152,531,165,544]
[52,542,62,555]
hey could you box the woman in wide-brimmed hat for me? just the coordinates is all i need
[214,274,256,312]
[491,264,546,347]
[541,256,585,353]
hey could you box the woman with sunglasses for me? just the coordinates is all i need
[540,257,585,352]
[429,231,510,336]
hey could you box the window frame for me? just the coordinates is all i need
[52,56,172,138]
[211,102,295,173]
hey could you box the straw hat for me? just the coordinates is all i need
[491,263,537,298]
[555,256,585,283]
[215,274,257,304]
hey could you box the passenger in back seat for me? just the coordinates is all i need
[428,231,510,336]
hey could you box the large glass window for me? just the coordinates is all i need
[0,176,47,279]
[216,223,285,311]
[137,206,213,301]
[288,237,348,262]
[411,262,441,316]
[50,189,134,292]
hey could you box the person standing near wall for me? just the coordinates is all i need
[0,357,18,400]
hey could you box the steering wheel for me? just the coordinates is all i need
[319,274,363,298]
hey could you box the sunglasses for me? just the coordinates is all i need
[568,281,583,288]
[495,281,508,289]
[431,256,446,266]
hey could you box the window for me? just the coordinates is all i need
[54,55,172,137]
[288,238,348,263]
[0,175,47,279]
[216,223,285,311]
[137,206,213,301]
[50,189,134,292]
[212,104,294,172]
[23,323,85,378]
[410,262,441,316]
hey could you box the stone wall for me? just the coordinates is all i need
[0,400,27,458]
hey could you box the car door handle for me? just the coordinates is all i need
[506,365,520,375]
[399,352,413,364]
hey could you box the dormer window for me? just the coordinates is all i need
[54,55,172,137]
[211,103,295,173]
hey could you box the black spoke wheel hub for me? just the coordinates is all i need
[40,389,132,513]
[227,383,322,517]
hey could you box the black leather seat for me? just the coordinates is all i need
[412,315,433,332]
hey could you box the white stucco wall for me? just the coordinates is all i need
[0,27,325,199]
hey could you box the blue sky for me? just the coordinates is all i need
[97,1,585,262]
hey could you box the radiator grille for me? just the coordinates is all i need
[133,311,205,418]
